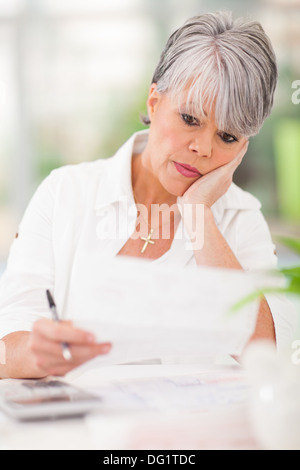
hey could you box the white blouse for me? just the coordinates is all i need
[0,130,296,351]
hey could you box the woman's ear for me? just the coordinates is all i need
[147,83,161,121]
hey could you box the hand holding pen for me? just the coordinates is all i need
[26,291,112,377]
[46,290,72,361]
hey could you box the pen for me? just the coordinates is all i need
[46,289,72,361]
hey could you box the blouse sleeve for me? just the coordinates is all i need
[0,172,57,339]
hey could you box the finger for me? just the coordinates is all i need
[29,333,66,358]
[63,342,112,362]
[33,318,95,345]
[43,346,112,377]
[31,331,111,359]
[30,337,112,375]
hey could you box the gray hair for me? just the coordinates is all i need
[144,11,278,137]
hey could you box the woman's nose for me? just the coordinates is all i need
[188,131,213,158]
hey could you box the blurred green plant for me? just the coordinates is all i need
[232,236,300,312]
[276,236,300,296]
[274,120,300,223]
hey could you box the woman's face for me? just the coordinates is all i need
[143,84,248,197]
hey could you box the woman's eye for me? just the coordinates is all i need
[219,132,238,144]
[181,113,199,126]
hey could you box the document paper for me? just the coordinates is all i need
[72,257,259,364]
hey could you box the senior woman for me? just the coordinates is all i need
[0,12,295,379]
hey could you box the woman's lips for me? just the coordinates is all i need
[173,161,202,178]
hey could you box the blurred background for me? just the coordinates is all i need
[0,0,299,275]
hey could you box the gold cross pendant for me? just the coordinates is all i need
[141,229,155,253]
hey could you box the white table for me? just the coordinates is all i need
[0,363,261,450]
